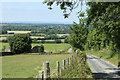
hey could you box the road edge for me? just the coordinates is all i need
[86,53,118,68]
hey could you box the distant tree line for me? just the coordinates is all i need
[1,24,71,34]
[32,39,68,44]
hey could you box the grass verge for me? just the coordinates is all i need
[60,53,93,78]
[85,49,118,67]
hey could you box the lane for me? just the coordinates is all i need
[68,48,72,53]
[87,54,120,79]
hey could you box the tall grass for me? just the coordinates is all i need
[61,52,93,78]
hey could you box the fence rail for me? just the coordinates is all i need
[34,54,76,79]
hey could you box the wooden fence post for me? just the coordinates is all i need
[69,57,71,65]
[39,71,44,80]
[35,75,38,80]
[59,67,61,76]
[43,61,50,79]
[56,61,60,77]
[71,55,73,61]
[67,58,69,65]
[62,59,65,70]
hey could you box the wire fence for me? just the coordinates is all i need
[33,54,76,79]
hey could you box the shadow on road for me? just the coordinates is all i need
[105,68,120,70]
[92,73,119,80]
[87,54,120,79]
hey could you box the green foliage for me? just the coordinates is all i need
[8,34,32,54]
[86,2,120,52]
[61,54,93,78]
[68,20,88,51]
[2,46,6,51]
[55,39,62,43]
[64,37,68,43]
[67,2,119,55]
[41,40,45,44]
[0,29,7,34]
[2,24,71,35]
[38,45,44,53]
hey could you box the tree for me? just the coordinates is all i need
[41,40,46,44]
[38,45,44,53]
[64,37,68,43]
[0,29,7,34]
[55,39,62,43]
[68,19,88,51]
[8,34,32,54]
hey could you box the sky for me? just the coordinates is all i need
[2,2,87,24]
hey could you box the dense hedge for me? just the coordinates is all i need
[8,34,32,54]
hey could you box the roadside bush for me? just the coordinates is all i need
[41,40,45,44]
[38,45,44,53]
[0,40,7,42]
[61,53,92,78]
[55,39,62,43]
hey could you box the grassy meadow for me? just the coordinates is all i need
[57,34,69,37]
[30,36,44,38]
[0,37,7,40]
[0,34,14,37]
[32,43,70,52]
[0,43,70,52]
[2,54,72,78]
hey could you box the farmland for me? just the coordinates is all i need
[2,54,72,78]
[1,23,73,78]
[0,43,70,52]
[30,36,44,38]
[0,37,6,40]
[7,31,31,34]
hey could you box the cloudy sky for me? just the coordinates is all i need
[2,1,87,24]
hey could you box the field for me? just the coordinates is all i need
[32,43,70,52]
[0,43,70,52]
[7,31,31,34]
[57,34,69,37]
[0,34,14,37]
[2,54,72,78]
[0,37,7,40]
[30,36,44,38]
[0,36,44,40]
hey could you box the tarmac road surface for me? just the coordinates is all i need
[87,54,120,79]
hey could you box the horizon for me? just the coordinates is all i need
[1,22,73,25]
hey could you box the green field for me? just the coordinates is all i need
[0,34,14,37]
[0,37,7,40]
[2,54,72,78]
[0,43,70,52]
[32,43,70,52]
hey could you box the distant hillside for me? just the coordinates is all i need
[1,23,72,34]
